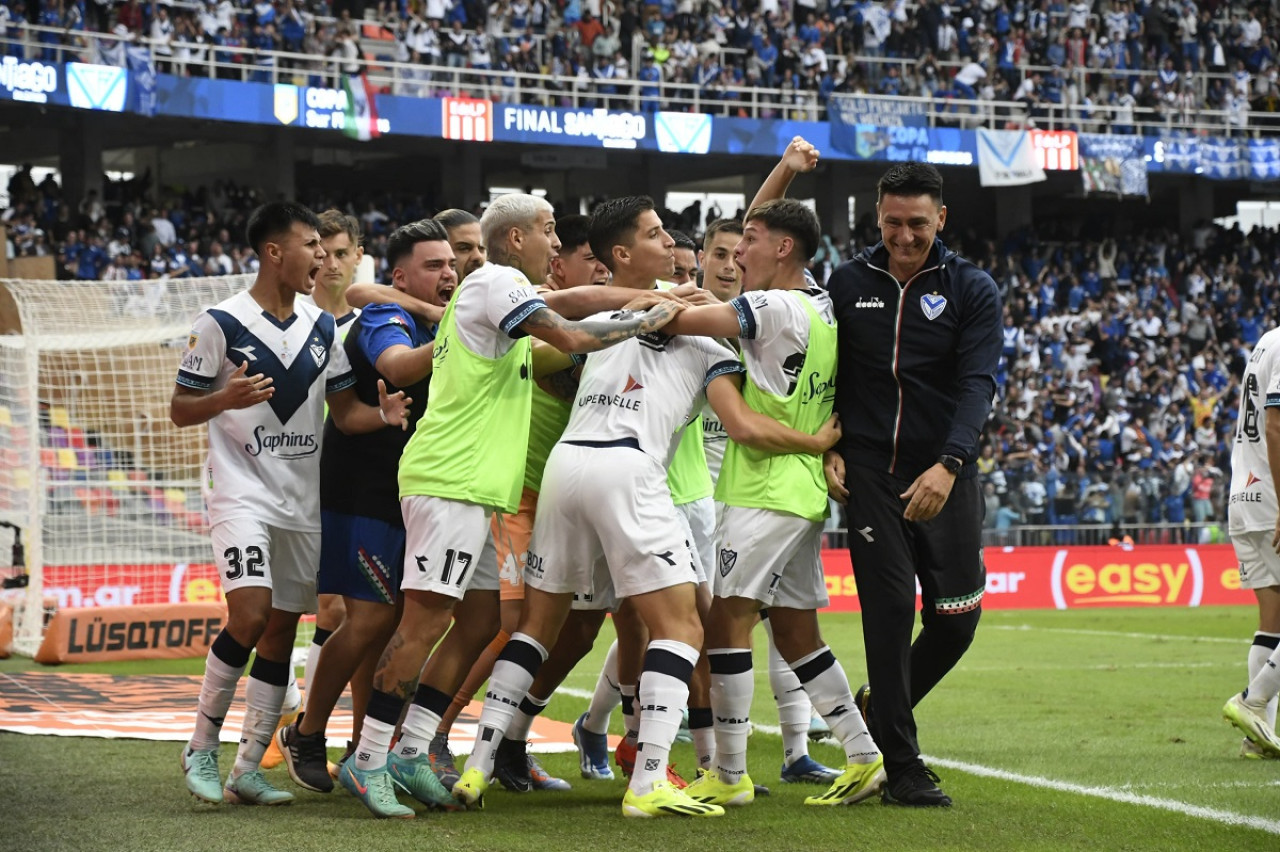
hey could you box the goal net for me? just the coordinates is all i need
[1,274,254,656]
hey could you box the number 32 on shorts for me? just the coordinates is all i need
[224,545,265,581]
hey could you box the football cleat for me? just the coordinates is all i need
[685,769,755,807]
[1223,693,1280,757]
[615,738,637,777]
[622,780,725,818]
[572,712,615,780]
[328,739,356,780]
[452,766,489,810]
[339,763,415,819]
[180,746,223,804]
[388,751,464,810]
[780,754,842,785]
[1241,737,1279,759]
[428,732,461,791]
[804,756,886,806]
[223,769,295,806]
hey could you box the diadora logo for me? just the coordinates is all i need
[1049,549,1203,608]
[622,375,644,393]
[855,296,885,309]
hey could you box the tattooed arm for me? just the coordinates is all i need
[518,301,685,354]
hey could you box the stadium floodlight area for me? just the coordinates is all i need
[0,274,253,655]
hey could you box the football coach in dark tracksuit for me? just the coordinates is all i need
[823,162,1002,807]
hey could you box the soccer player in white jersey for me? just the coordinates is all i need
[1223,326,1280,758]
[341,193,686,819]
[263,208,365,774]
[173,202,409,807]
[424,213,609,795]
[448,205,840,816]
[275,220,457,800]
[658,198,885,809]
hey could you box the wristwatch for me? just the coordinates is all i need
[938,454,964,475]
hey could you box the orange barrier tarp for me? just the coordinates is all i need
[34,602,227,664]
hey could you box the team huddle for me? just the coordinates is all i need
[173,141,1001,819]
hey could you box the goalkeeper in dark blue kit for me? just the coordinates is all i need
[823,162,1002,807]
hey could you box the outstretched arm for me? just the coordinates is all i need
[748,136,820,212]
[347,283,445,325]
[519,301,685,354]
[705,373,840,455]
[541,285,683,320]
[327,381,412,435]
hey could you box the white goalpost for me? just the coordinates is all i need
[0,274,252,656]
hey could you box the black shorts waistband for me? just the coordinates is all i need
[563,437,641,451]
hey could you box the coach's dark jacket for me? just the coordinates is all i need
[826,238,1002,483]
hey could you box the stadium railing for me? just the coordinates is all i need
[3,25,1272,139]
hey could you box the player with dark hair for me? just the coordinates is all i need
[669,229,698,285]
[174,201,409,807]
[340,194,687,819]
[261,206,366,774]
[824,160,1002,807]
[449,194,841,818]
[638,195,884,811]
[274,220,456,801]
[433,208,487,281]
[423,210,609,795]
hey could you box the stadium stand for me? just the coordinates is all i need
[2,0,1278,131]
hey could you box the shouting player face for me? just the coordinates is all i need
[277,223,327,295]
[520,209,562,282]
[394,239,458,306]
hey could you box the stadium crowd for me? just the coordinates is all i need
[2,163,1269,534]
[2,0,1279,128]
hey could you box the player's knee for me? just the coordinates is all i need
[929,606,981,647]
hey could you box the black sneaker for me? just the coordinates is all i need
[882,764,952,807]
[494,738,534,793]
[277,719,334,793]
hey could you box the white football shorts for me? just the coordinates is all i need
[400,495,501,598]
[714,504,828,609]
[527,443,698,606]
[1232,529,1280,590]
[210,517,319,613]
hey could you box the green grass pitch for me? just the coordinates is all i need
[2,606,1276,851]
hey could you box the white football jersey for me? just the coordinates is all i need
[730,288,834,396]
[177,290,355,531]
[560,313,743,467]
[449,261,547,356]
[1229,326,1280,533]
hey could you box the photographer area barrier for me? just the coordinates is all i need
[823,544,1253,611]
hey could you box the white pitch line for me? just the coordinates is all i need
[989,625,1241,644]
[925,756,1280,836]
[557,687,1280,835]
